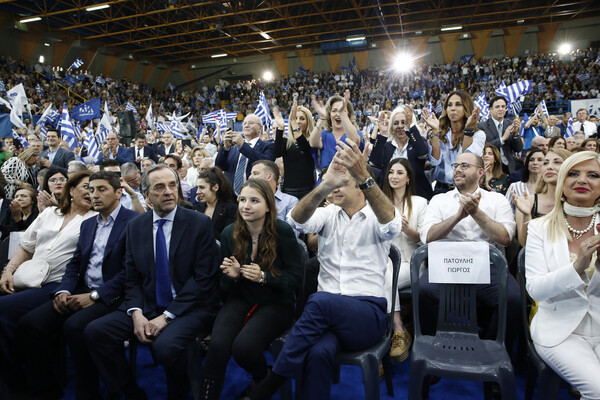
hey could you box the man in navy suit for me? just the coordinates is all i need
[215,113,274,194]
[477,96,523,173]
[15,171,137,400]
[95,132,135,166]
[39,128,76,170]
[85,164,220,400]
[157,131,176,156]
[133,132,159,169]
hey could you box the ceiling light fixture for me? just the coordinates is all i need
[211,53,227,58]
[260,32,271,40]
[346,36,365,42]
[441,26,462,32]
[20,17,41,23]
[86,4,110,12]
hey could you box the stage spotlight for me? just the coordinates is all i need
[393,52,414,73]
[263,70,274,81]
[558,43,571,55]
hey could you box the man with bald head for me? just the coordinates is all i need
[95,132,134,165]
[215,113,274,194]
[530,136,549,153]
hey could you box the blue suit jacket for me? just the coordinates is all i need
[122,206,220,317]
[368,126,433,200]
[55,206,138,305]
[95,146,135,166]
[39,147,75,169]
[215,140,274,187]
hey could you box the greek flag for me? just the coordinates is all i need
[73,121,82,139]
[509,99,522,117]
[202,111,219,124]
[254,92,271,126]
[495,80,531,106]
[554,89,564,99]
[59,103,78,151]
[435,102,443,116]
[146,103,154,129]
[474,93,490,120]
[595,55,600,66]
[96,114,112,143]
[156,123,170,133]
[577,73,591,82]
[125,101,138,114]
[537,83,546,94]
[36,84,44,98]
[95,76,105,86]
[170,119,184,138]
[176,103,182,116]
[565,119,574,138]
[538,100,549,118]
[0,79,5,93]
[427,99,434,114]
[83,133,100,160]
[12,130,28,149]
[70,58,84,69]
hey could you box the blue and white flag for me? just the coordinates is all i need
[125,101,138,114]
[538,100,549,118]
[495,80,531,106]
[410,90,423,99]
[0,79,5,94]
[36,84,43,98]
[565,119,574,138]
[70,58,84,69]
[71,98,101,121]
[64,75,78,86]
[537,82,546,94]
[83,133,100,160]
[595,55,600,66]
[554,89,564,99]
[95,76,106,86]
[509,99,522,117]
[170,119,184,138]
[299,66,310,77]
[59,103,78,151]
[167,82,176,91]
[156,122,170,133]
[202,110,219,124]
[96,113,112,143]
[474,93,490,120]
[577,73,591,82]
[12,130,28,148]
[427,99,434,114]
[72,120,82,139]
[254,92,272,126]
[146,103,154,129]
[435,102,443,116]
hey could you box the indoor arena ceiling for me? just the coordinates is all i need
[1,0,599,64]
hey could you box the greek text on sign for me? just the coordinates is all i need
[428,241,490,284]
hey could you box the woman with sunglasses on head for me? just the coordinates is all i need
[199,179,303,400]
[422,90,485,195]
[370,105,433,200]
[272,101,315,200]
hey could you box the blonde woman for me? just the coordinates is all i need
[1,147,39,198]
[272,101,316,199]
[185,146,211,187]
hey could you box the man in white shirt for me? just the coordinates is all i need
[573,108,597,138]
[249,139,402,399]
[419,152,520,346]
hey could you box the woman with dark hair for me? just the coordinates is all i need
[193,167,237,240]
[381,157,427,362]
[582,138,599,153]
[422,89,485,194]
[38,167,68,213]
[549,136,567,150]
[309,92,363,170]
[481,143,509,195]
[370,105,433,200]
[273,101,315,199]
[0,171,95,394]
[1,187,38,240]
[506,147,546,212]
[199,179,303,399]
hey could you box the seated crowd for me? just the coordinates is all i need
[0,48,599,400]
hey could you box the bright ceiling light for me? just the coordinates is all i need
[393,52,415,73]
[558,43,571,55]
[86,4,110,12]
[44,42,51,47]
[441,26,462,32]
[260,32,271,40]
[263,71,274,81]
[346,36,365,42]
[211,53,227,58]
[39,55,45,63]
[20,17,41,23]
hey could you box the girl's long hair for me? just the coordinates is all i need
[233,179,280,276]
[286,105,314,149]
[382,158,415,219]
[438,90,474,150]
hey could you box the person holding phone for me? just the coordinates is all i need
[199,179,303,399]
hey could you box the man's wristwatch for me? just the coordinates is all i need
[463,128,475,137]
[89,290,100,302]
[358,177,376,190]
[164,314,174,324]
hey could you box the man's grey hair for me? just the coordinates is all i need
[68,160,87,173]
[121,162,140,177]
[141,164,179,193]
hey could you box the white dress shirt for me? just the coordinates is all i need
[572,120,597,138]
[20,207,97,284]
[420,188,515,251]
[287,203,402,298]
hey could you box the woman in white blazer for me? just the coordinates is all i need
[525,151,600,400]
[382,157,427,363]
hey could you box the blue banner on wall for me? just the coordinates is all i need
[71,98,101,121]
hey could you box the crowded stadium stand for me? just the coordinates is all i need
[0,1,600,399]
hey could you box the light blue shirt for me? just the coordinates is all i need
[428,128,485,185]
[84,204,122,289]
[120,189,146,210]
[153,206,177,319]
[275,188,298,222]
[47,147,59,163]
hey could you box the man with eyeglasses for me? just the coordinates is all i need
[418,152,520,352]
[215,114,274,195]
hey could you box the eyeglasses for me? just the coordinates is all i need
[451,162,481,171]
[48,177,67,184]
